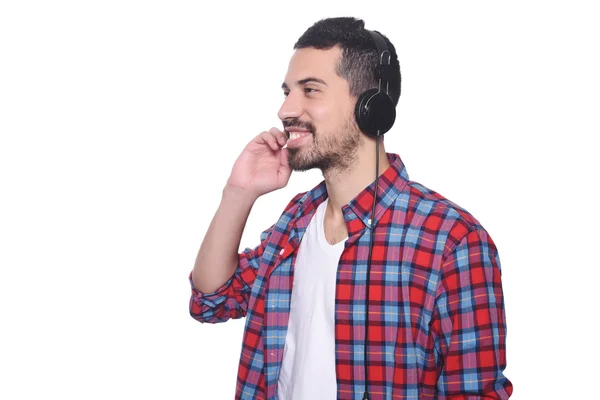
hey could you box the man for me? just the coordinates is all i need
[189,17,512,400]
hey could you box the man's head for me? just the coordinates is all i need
[278,17,401,173]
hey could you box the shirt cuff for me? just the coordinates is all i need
[188,271,232,308]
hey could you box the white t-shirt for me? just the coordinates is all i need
[277,197,347,400]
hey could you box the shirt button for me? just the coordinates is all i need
[279,248,284,255]
[271,352,274,356]
[367,218,372,225]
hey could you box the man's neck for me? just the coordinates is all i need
[323,144,391,221]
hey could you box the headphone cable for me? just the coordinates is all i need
[362,134,380,400]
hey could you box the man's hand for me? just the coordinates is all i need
[226,127,292,199]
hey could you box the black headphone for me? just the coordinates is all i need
[354,30,398,138]
[358,29,399,400]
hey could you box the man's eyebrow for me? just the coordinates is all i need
[281,77,328,90]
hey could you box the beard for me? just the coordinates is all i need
[285,116,363,173]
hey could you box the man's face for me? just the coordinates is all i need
[279,46,363,173]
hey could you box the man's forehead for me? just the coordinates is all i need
[283,46,341,83]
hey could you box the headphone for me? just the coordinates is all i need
[356,30,399,400]
[354,30,398,138]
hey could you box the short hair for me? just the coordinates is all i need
[294,17,401,106]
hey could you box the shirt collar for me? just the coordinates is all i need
[292,152,410,238]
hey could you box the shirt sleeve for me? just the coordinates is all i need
[189,223,275,324]
[430,227,513,399]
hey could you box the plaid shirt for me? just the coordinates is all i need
[189,152,512,399]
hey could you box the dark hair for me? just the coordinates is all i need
[294,17,401,106]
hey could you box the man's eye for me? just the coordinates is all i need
[283,89,317,97]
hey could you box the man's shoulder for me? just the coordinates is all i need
[402,179,487,241]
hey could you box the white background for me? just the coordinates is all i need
[1,1,598,399]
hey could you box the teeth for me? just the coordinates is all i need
[289,133,301,141]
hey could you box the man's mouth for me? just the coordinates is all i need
[285,129,312,148]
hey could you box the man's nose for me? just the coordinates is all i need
[277,92,303,121]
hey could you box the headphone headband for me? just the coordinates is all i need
[367,30,393,89]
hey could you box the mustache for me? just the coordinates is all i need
[282,118,315,133]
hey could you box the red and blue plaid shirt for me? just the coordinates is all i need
[189,152,512,399]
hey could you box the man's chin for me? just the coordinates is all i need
[288,160,315,172]
[288,151,318,172]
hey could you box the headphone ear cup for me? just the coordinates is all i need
[355,88,379,137]
[354,89,396,137]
